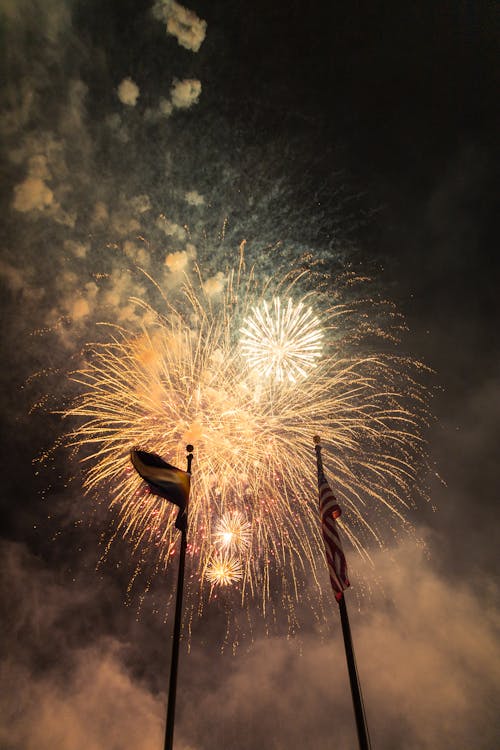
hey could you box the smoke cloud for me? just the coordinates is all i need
[117,77,140,107]
[185,190,204,207]
[170,78,202,109]
[1,540,498,750]
[152,0,207,53]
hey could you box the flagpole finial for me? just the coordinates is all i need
[313,435,321,445]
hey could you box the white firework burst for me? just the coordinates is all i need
[214,511,252,552]
[239,297,323,383]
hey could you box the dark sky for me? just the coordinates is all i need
[1,1,499,748]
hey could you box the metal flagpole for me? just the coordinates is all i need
[338,593,371,750]
[313,437,371,750]
[164,444,194,750]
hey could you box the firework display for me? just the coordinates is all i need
[63,255,429,628]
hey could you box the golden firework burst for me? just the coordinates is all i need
[205,551,243,586]
[64,258,430,628]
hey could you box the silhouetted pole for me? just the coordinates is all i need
[338,593,371,750]
[164,444,193,750]
[314,437,371,750]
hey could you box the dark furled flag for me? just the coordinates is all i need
[130,449,190,531]
[317,463,350,601]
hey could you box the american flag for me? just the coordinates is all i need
[316,443,350,601]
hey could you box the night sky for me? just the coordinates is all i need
[1,2,499,749]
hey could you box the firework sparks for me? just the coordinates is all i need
[240,297,323,382]
[214,511,252,552]
[205,551,243,586]
[64,259,430,628]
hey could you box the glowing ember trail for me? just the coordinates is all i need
[64,257,431,630]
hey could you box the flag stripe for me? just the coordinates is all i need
[318,470,350,601]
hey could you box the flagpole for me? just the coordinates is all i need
[313,437,371,750]
[164,444,194,750]
[338,593,371,750]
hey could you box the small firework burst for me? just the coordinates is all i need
[214,511,252,552]
[205,552,243,586]
[239,297,323,383]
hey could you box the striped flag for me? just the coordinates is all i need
[130,449,190,531]
[317,454,350,601]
